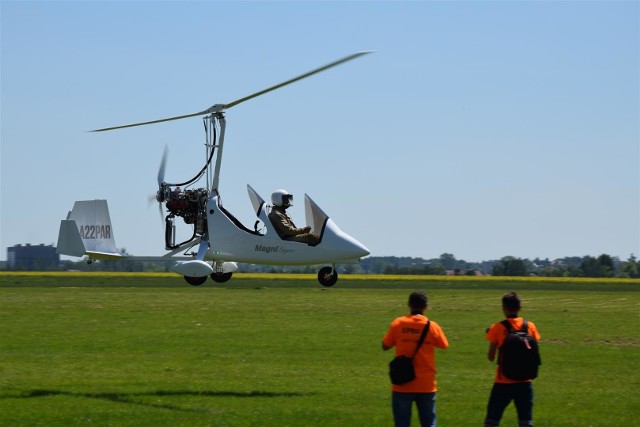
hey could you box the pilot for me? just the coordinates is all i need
[268,189,320,245]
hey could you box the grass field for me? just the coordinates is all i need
[1,273,639,426]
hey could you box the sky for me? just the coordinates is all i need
[1,0,638,263]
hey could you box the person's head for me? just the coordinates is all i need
[271,189,293,208]
[502,291,522,314]
[408,290,428,314]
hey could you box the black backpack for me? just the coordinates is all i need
[498,320,541,381]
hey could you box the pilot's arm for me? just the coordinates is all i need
[269,209,308,238]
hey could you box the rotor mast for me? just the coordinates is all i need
[207,111,227,195]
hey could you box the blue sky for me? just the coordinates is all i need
[1,1,638,263]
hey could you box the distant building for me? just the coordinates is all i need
[7,244,59,270]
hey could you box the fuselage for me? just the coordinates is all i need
[205,194,369,265]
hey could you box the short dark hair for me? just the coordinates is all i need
[502,292,521,311]
[408,291,428,310]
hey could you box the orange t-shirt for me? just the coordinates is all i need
[383,315,449,393]
[485,317,540,384]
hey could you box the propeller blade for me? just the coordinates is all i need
[222,51,373,110]
[157,145,168,186]
[151,146,169,228]
[158,200,164,225]
[147,193,165,228]
[89,51,372,132]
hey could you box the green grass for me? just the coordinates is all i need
[0,274,638,426]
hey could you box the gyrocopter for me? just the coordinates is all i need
[57,52,371,287]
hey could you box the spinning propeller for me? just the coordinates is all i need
[157,145,168,189]
[90,51,372,132]
[148,145,169,224]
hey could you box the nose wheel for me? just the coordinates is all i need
[317,266,338,287]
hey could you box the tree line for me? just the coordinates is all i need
[360,253,640,278]
[11,251,638,278]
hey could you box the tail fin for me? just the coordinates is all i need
[57,200,124,259]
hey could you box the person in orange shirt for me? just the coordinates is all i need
[484,292,541,427]
[382,291,449,427]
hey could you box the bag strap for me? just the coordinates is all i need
[500,319,529,332]
[500,319,514,332]
[412,320,431,358]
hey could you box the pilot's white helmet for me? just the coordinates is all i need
[271,189,293,207]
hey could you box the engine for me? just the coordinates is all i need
[159,186,208,248]
[166,187,208,226]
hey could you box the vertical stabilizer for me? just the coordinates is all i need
[57,200,122,258]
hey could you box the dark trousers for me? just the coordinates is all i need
[485,382,533,427]
[392,391,436,427]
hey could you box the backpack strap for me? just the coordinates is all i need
[498,320,514,367]
[501,319,528,333]
[500,319,514,332]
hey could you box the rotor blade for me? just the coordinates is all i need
[157,145,168,186]
[222,51,373,110]
[90,110,208,132]
[90,51,372,132]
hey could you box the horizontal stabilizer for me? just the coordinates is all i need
[85,251,127,260]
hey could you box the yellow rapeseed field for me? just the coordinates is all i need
[2,271,639,284]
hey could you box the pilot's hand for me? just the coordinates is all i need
[303,226,311,232]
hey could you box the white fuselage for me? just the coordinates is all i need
[205,193,369,265]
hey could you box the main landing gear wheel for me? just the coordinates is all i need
[184,276,207,286]
[210,272,233,283]
[318,266,338,287]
